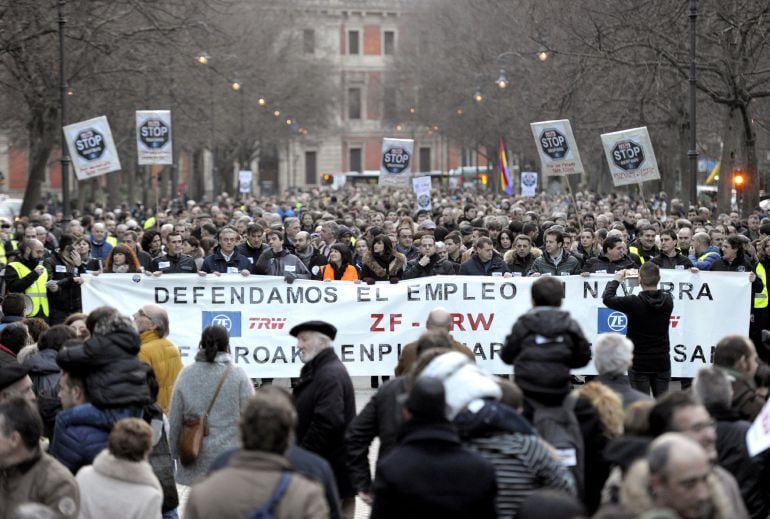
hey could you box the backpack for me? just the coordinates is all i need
[531,393,584,497]
[244,472,292,519]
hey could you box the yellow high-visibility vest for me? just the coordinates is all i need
[0,240,19,265]
[8,261,49,317]
[755,262,768,309]
[628,246,646,264]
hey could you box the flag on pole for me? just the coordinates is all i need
[499,137,513,195]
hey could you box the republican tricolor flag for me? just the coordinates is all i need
[499,137,513,195]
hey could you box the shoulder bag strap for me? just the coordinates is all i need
[204,364,231,419]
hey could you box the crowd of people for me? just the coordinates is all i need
[0,184,768,518]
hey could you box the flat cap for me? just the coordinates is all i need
[289,320,337,341]
[0,363,29,392]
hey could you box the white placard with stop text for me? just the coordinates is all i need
[64,116,122,180]
[530,119,585,177]
[601,126,660,186]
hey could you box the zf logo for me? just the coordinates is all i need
[202,311,242,337]
[597,308,627,334]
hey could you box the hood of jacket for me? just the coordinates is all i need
[637,289,672,310]
[23,349,60,375]
[517,306,576,336]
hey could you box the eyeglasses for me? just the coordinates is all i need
[0,224,11,229]
[686,419,716,433]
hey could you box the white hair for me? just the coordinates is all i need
[593,333,634,375]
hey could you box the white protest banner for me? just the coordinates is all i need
[64,116,121,180]
[521,171,538,197]
[747,400,770,457]
[379,138,413,187]
[82,271,749,379]
[136,110,173,165]
[239,170,253,194]
[412,175,432,211]
[530,119,585,177]
[601,126,661,186]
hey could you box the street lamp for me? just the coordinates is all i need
[537,46,550,62]
[196,52,210,65]
[231,79,245,169]
[496,69,509,89]
[257,97,266,106]
[57,0,71,221]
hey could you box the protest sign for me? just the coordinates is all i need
[521,171,538,197]
[379,138,413,187]
[136,110,173,165]
[239,170,253,194]
[601,126,661,186]
[530,120,585,177]
[412,175,432,211]
[747,400,770,457]
[83,271,750,378]
[63,116,121,180]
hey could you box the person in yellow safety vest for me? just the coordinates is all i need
[4,239,49,320]
[627,224,659,265]
[0,237,19,266]
[752,237,770,362]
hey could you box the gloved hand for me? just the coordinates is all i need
[389,277,399,284]
[284,272,297,284]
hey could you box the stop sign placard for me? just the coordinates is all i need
[611,140,645,171]
[539,128,569,160]
[74,128,105,161]
[139,118,170,149]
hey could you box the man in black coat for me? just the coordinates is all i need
[291,320,356,516]
[501,276,591,411]
[370,377,497,519]
[402,234,458,279]
[149,232,196,274]
[693,367,770,519]
[603,262,674,397]
[582,235,637,274]
[458,236,509,276]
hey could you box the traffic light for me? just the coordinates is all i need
[479,173,488,186]
[321,173,333,186]
[734,170,745,189]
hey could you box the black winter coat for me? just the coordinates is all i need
[345,377,408,493]
[371,420,497,519]
[710,405,770,519]
[23,349,61,438]
[582,253,637,274]
[501,307,591,395]
[56,329,151,408]
[602,281,674,372]
[236,240,268,272]
[403,254,458,279]
[44,252,86,323]
[459,253,509,276]
[150,253,196,274]
[293,347,356,498]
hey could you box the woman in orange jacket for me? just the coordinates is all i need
[320,243,359,281]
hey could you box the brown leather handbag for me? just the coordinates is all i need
[178,365,231,466]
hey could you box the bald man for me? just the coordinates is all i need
[394,307,475,376]
[645,433,716,519]
[133,304,182,412]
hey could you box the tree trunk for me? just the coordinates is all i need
[739,103,759,217]
[107,170,121,209]
[21,105,58,216]
[718,106,739,214]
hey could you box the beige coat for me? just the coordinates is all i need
[0,450,79,519]
[76,450,162,519]
[184,450,329,519]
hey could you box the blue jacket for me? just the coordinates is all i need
[49,403,140,474]
[689,245,721,270]
[89,238,113,261]
[201,247,252,274]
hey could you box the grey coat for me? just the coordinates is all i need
[168,352,254,485]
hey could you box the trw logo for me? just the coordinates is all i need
[249,317,287,330]
[670,316,681,328]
